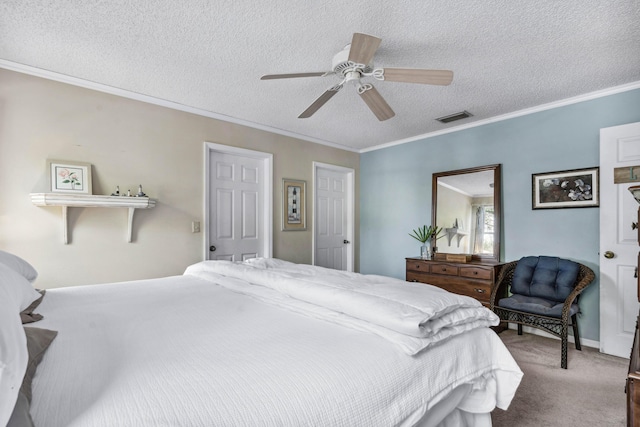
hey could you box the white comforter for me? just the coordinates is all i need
[186,259,501,355]
[30,260,522,427]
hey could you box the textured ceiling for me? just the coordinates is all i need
[1,1,639,152]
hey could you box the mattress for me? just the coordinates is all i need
[28,259,522,426]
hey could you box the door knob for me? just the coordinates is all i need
[210,245,216,252]
[604,251,615,259]
[343,240,350,244]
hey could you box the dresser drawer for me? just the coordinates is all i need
[406,271,433,284]
[429,263,459,276]
[406,260,429,274]
[459,266,493,280]
[469,283,492,303]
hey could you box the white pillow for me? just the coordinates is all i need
[0,282,28,427]
[0,251,38,283]
[0,263,42,312]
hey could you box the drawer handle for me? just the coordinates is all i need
[415,265,420,269]
[474,288,486,293]
[473,271,478,275]
[441,268,446,272]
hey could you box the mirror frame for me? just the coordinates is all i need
[431,164,502,263]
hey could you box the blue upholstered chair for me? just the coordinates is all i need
[490,256,595,369]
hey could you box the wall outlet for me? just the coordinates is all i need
[192,221,200,233]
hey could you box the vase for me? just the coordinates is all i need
[420,244,430,259]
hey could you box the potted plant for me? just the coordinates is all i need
[409,225,442,259]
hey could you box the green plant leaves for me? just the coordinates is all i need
[409,225,442,243]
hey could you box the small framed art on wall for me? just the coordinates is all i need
[282,178,306,231]
[47,160,93,194]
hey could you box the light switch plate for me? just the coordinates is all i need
[192,221,200,233]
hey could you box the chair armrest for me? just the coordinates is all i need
[561,263,596,322]
[490,260,518,310]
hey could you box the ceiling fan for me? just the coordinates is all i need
[261,33,453,121]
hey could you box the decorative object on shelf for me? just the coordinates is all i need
[111,186,120,196]
[444,253,472,263]
[282,179,306,231]
[136,185,146,197]
[532,167,599,209]
[126,189,132,197]
[47,159,93,195]
[409,225,442,259]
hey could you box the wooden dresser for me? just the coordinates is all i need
[627,207,640,426]
[405,257,504,307]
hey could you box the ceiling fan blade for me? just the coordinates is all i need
[358,85,395,121]
[261,72,328,80]
[348,33,382,65]
[381,68,453,85]
[298,86,342,118]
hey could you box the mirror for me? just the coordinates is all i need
[432,164,501,263]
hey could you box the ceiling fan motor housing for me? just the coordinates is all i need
[332,44,373,77]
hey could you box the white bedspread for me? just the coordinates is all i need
[30,260,522,427]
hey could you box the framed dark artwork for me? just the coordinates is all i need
[282,179,306,231]
[532,167,599,209]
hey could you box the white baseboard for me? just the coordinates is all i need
[507,324,600,350]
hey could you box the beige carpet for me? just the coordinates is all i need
[492,329,628,427]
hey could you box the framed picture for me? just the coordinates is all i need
[282,179,306,231]
[47,160,93,194]
[532,167,599,209]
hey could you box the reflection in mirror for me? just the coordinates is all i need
[432,164,501,262]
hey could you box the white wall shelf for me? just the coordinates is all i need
[444,227,468,248]
[30,193,156,244]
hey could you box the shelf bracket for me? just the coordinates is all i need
[445,228,468,248]
[127,207,135,243]
[62,206,69,245]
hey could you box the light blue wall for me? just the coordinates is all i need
[360,88,640,342]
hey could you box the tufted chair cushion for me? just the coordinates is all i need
[498,294,579,318]
[510,256,580,303]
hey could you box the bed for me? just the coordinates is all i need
[1,254,522,427]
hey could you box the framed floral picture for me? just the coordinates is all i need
[532,167,599,209]
[282,179,306,231]
[47,160,93,194]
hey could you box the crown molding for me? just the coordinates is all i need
[361,80,640,153]
[0,60,359,153]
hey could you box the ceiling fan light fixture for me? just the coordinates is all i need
[436,110,473,123]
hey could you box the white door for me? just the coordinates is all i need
[313,162,354,271]
[600,122,640,357]
[205,143,272,261]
